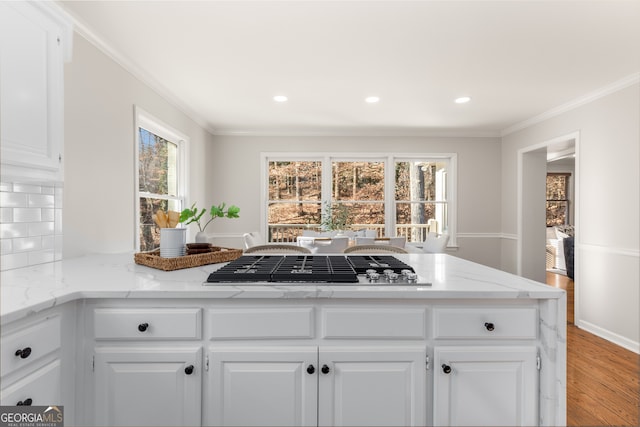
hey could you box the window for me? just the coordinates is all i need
[395,160,449,242]
[546,173,570,226]
[135,108,187,251]
[263,153,456,245]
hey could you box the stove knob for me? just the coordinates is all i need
[383,269,394,277]
[387,273,399,283]
[368,273,380,282]
[406,273,418,283]
[401,269,412,277]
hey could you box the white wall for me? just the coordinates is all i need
[501,82,640,352]
[63,34,214,257]
[206,134,504,268]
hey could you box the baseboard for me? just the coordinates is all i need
[576,320,640,354]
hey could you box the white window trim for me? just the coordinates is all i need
[260,152,457,247]
[134,106,189,251]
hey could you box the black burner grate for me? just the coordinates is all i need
[206,255,414,283]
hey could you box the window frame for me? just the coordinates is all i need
[261,152,457,247]
[546,172,571,227]
[134,106,189,251]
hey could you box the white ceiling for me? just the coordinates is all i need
[59,0,640,136]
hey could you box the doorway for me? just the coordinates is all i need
[518,132,579,320]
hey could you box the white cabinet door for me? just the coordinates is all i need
[94,347,202,427]
[0,360,61,406]
[0,1,68,179]
[434,346,538,427]
[208,347,318,427]
[318,347,426,427]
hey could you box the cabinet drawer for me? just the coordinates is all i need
[209,308,314,339]
[0,360,61,406]
[433,308,537,339]
[322,307,426,339]
[94,308,201,340]
[1,315,61,378]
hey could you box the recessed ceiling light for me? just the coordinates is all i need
[455,96,471,104]
[365,96,380,103]
[273,95,288,102]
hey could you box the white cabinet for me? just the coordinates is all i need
[209,347,318,427]
[0,314,63,407]
[433,346,538,426]
[0,360,61,407]
[432,304,540,427]
[0,1,72,181]
[318,347,425,427]
[208,346,425,427]
[94,347,202,427]
[89,306,203,427]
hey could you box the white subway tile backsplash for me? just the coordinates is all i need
[0,192,28,208]
[42,235,55,250]
[0,208,13,223]
[13,208,42,223]
[1,239,12,255]
[42,208,55,222]
[13,237,41,252]
[28,194,55,208]
[1,253,29,270]
[28,250,54,265]
[1,223,29,239]
[0,180,63,271]
[28,221,54,237]
[55,209,63,234]
[13,183,42,193]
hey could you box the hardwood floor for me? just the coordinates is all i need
[546,272,640,426]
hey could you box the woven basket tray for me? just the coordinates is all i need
[134,247,243,271]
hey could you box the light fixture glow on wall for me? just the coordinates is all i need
[273,95,288,102]
[365,96,380,103]
[454,96,471,104]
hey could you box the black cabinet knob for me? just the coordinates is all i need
[321,364,330,374]
[15,347,32,359]
[306,364,315,374]
[17,398,33,406]
[442,364,452,374]
[484,322,495,331]
[184,365,194,375]
[138,323,149,332]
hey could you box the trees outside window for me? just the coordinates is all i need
[135,108,187,251]
[264,154,455,245]
[546,173,570,226]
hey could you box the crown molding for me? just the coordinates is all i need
[210,128,501,138]
[502,72,640,136]
[61,4,218,136]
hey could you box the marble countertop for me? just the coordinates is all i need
[1,252,564,325]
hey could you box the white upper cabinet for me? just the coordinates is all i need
[0,1,72,181]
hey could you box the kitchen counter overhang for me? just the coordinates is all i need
[1,252,564,325]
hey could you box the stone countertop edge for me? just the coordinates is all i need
[1,252,565,325]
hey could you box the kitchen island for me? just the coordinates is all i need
[1,253,565,426]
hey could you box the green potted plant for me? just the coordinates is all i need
[320,202,349,233]
[179,202,240,243]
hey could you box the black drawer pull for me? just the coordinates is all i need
[321,364,330,374]
[17,398,33,406]
[306,364,315,374]
[15,347,32,359]
[184,365,194,375]
[484,322,495,331]
[138,323,149,332]
[442,364,452,374]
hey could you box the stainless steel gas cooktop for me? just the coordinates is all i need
[204,255,431,285]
